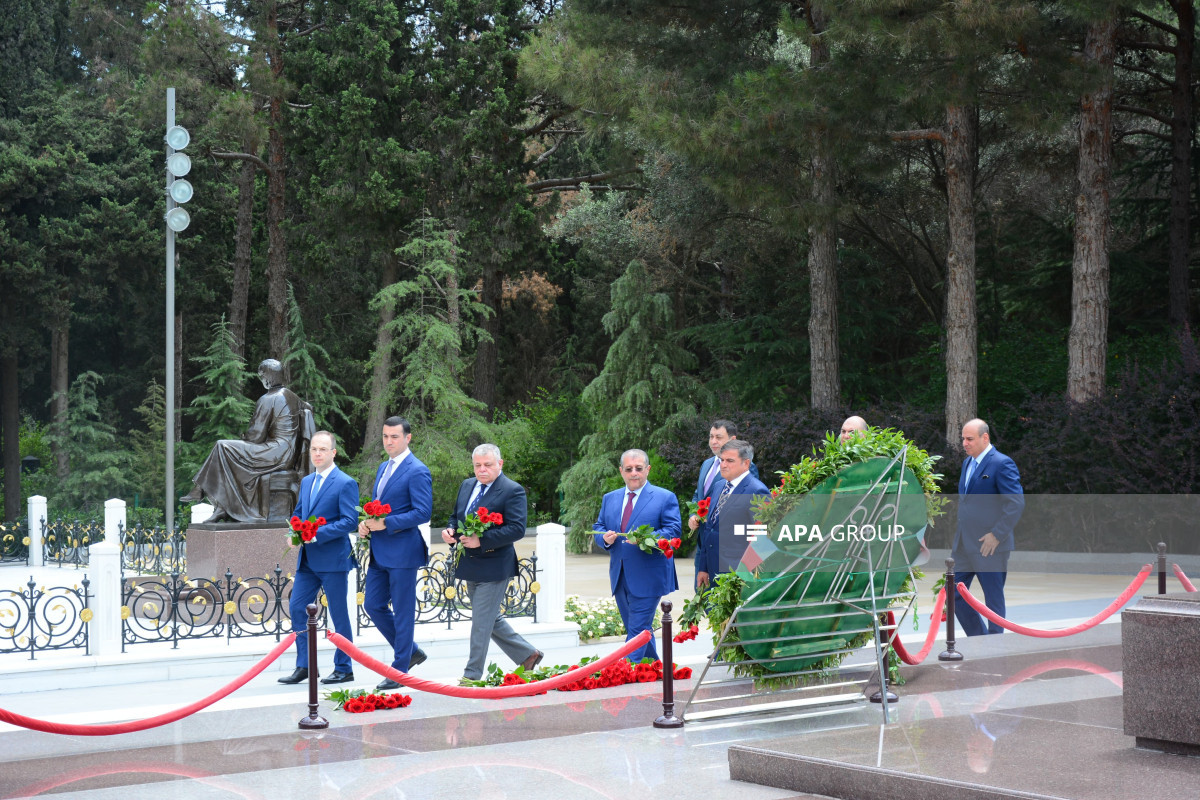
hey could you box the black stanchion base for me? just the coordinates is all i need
[869,689,899,704]
[653,714,684,728]
[299,715,329,730]
[937,650,964,662]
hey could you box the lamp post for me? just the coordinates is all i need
[165,89,193,534]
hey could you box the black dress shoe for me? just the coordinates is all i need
[179,488,203,504]
[376,678,401,691]
[203,507,231,523]
[278,668,310,684]
[321,671,354,684]
[410,647,428,667]
[520,650,544,671]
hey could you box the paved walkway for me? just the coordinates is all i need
[0,546,1191,800]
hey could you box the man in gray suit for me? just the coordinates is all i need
[441,444,542,684]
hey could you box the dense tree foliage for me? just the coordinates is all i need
[1,0,1196,556]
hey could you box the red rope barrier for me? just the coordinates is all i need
[325,630,652,698]
[1173,564,1197,592]
[0,634,296,736]
[886,587,946,665]
[955,565,1151,638]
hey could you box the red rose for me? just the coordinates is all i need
[399,695,412,707]
[673,666,693,680]
[477,507,489,519]
[290,516,301,526]
[381,504,391,514]
[489,512,503,524]
[583,677,597,690]
[657,538,668,549]
[316,517,326,525]
[344,698,364,713]
[670,538,681,548]
[651,659,662,671]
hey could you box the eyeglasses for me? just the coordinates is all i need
[622,465,647,473]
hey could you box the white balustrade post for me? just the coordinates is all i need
[104,498,127,546]
[28,495,46,567]
[535,522,566,624]
[90,499,125,657]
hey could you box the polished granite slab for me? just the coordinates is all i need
[729,624,1200,800]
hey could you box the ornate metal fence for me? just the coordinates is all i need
[43,518,100,567]
[121,566,329,649]
[0,521,28,564]
[355,549,538,631]
[0,576,90,659]
[120,521,185,574]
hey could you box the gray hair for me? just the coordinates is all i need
[619,449,649,468]
[719,439,754,463]
[312,430,336,450]
[472,443,502,460]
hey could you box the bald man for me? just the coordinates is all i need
[840,416,867,442]
[952,418,1025,636]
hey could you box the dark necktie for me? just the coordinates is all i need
[467,482,489,514]
[620,491,635,532]
[710,481,734,528]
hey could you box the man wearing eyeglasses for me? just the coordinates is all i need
[278,431,359,685]
[593,449,681,662]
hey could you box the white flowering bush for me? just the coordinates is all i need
[565,595,661,642]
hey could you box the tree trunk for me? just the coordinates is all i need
[229,158,255,359]
[49,323,69,478]
[1168,0,1194,328]
[806,4,840,412]
[362,254,399,454]
[471,263,501,413]
[264,2,290,365]
[1068,18,1114,404]
[2,353,19,521]
[446,256,461,376]
[943,103,978,444]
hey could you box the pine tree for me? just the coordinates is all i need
[189,318,255,446]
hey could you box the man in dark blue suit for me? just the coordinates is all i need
[279,431,360,685]
[441,444,543,684]
[694,440,770,589]
[359,416,433,689]
[689,419,759,524]
[952,418,1025,636]
[594,449,680,662]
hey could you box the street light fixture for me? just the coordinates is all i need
[168,178,194,204]
[165,125,191,150]
[165,207,191,232]
[166,152,192,177]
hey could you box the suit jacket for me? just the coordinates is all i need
[446,472,527,583]
[369,452,433,570]
[291,465,359,573]
[692,455,760,503]
[952,447,1025,572]
[694,472,770,577]
[592,483,680,598]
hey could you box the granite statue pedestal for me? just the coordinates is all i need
[1123,592,1200,755]
[187,522,296,581]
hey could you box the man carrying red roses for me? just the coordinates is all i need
[440,444,543,685]
[279,431,360,686]
[693,440,770,590]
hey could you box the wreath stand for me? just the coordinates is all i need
[680,448,922,726]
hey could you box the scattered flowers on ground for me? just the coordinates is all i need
[324,687,412,713]
[459,654,693,694]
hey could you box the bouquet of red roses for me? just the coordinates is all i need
[452,506,503,568]
[622,524,682,558]
[289,515,326,546]
[687,496,712,523]
[354,500,390,557]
